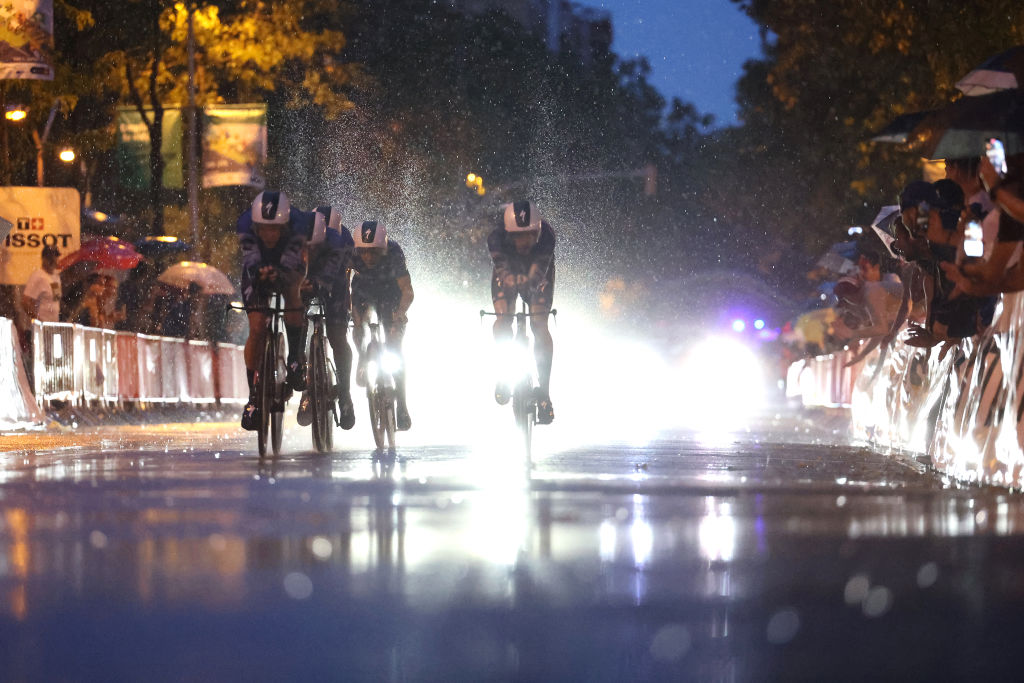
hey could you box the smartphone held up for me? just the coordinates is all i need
[987,138,1007,178]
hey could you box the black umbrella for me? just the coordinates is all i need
[869,110,935,144]
[956,45,1024,96]
[909,89,1024,160]
[135,235,193,256]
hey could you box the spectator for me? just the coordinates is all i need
[101,274,124,329]
[116,259,158,332]
[831,249,903,345]
[21,245,62,323]
[942,152,1024,296]
[69,273,107,328]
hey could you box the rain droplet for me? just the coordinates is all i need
[89,530,108,549]
[284,572,313,600]
[862,586,892,617]
[649,624,690,661]
[836,495,847,507]
[975,510,988,526]
[916,562,938,588]
[766,609,800,644]
[844,574,870,605]
[311,537,333,560]
[300,492,311,503]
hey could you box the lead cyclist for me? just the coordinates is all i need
[488,200,556,425]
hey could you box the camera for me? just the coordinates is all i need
[987,138,1007,178]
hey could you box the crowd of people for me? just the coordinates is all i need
[16,246,237,345]
[790,146,1024,363]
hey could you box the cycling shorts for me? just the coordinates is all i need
[241,267,303,309]
[491,263,555,311]
[352,276,401,327]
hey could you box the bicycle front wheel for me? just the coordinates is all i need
[271,331,286,455]
[368,389,386,451]
[384,396,397,453]
[310,332,333,453]
[256,335,275,457]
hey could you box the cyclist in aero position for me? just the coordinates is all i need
[295,205,357,430]
[489,200,556,424]
[351,220,414,431]
[237,190,309,430]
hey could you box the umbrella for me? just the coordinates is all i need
[58,236,143,270]
[135,235,193,256]
[157,261,236,295]
[955,45,1024,96]
[870,205,901,259]
[869,110,935,143]
[909,89,1024,160]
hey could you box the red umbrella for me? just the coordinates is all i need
[58,236,143,270]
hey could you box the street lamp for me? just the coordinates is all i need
[58,147,75,163]
[4,106,27,122]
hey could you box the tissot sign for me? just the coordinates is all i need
[0,186,80,285]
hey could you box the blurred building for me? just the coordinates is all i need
[448,0,612,65]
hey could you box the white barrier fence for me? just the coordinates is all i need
[20,318,247,417]
[789,292,1024,488]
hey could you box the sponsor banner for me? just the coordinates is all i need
[0,186,80,285]
[116,106,184,190]
[0,0,53,80]
[202,104,266,188]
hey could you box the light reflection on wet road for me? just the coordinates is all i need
[2,413,1024,680]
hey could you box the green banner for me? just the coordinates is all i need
[115,106,183,190]
[202,104,267,188]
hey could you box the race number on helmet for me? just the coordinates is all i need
[503,200,542,232]
[251,190,291,225]
[356,220,387,248]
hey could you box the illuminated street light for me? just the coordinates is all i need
[5,106,27,122]
[58,147,75,163]
[466,173,477,187]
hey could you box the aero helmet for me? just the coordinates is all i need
[251,190,291,225]
[315,205,343,232]
[355,220,387,249]
[503,200,541,233]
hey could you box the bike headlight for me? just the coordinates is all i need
[381,351,403,376]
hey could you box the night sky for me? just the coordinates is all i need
[591,0,763,128]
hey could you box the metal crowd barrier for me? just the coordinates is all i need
[31,320,247,410]
[788,291,1024,489]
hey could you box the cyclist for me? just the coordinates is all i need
[488,200,556,424]
[237,190,309,430]
[295,205,357,430]
[351,220,414,431]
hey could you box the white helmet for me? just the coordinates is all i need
[315,205,342,232]
[310,211,327,245]
[355,220,387,249]
[503,200,541,233]
[310,205,341,246]
[251,190,290,225]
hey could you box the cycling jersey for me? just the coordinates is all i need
[237,207,309,306]
[351,240,409,323]
[488,220,556,308]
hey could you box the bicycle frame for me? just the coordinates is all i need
[481,301,556,465]
[362,308,398,453]
[234,292,289,457]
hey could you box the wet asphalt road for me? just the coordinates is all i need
[2,409,1024,681]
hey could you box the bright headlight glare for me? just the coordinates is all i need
[381,351,402,375]
[367,361,379,384]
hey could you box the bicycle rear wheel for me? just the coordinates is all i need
[257,336,275,457]
[310,332,333,453]
[513,381,535,465]
[271,331,285,455]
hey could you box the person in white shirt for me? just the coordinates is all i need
[21,245,62,323]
